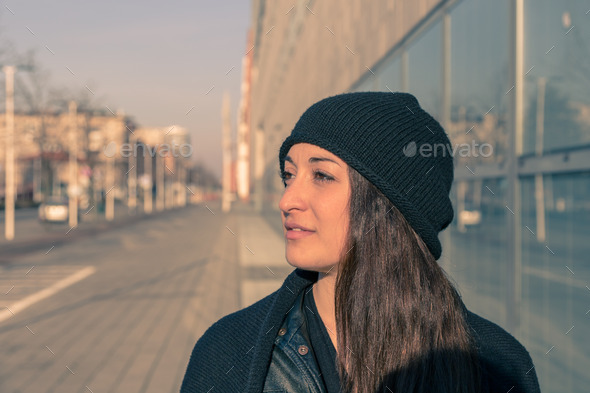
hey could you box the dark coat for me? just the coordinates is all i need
[180,269,541,393]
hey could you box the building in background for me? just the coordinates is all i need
[0,108,197,220]
[0,110,130,213]
[248,1,590,391]
[134,125,193,211]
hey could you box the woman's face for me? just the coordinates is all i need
[279,143,350,274]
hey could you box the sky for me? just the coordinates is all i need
[0,0,251,179]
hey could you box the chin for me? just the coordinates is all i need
[285,254,337,274]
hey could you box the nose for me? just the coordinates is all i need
[278,176,306,214]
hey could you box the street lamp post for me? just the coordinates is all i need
[127,133,137,213]
[143,147,153,214]
[105,149,115,221]
[3,65,15,240]
[156,150,164,211]
[2,64,33,240]
[68,101,78,228]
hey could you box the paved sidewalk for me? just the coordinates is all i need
[0,200,289,393]
[234,204,291,308]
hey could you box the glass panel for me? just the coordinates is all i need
[375,57,401,93]
[406,20,442,120]
[523,0,590,154]
[351,74,376,92]
[520,172,590,393]
[445,178,509,327]
[449,0,510,166]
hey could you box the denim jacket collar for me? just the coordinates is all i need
[263,286,326,393]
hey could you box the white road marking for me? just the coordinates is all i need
[0,266,96,323]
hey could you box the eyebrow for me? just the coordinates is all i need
[284,155,341,167]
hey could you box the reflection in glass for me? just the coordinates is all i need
[448,0,510,166]
[523,0,590,154]
[375,57,401,94]
[406,20,442,120]
[520,173,590,393]
[351,73,377,92]
[446,178,508,327]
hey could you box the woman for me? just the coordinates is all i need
[181,92,541,393]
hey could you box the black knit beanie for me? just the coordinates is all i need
[279,92,454,260]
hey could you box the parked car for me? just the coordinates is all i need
[38,197,69,223]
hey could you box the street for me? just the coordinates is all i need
[0,201,290,393]
[0,203,143,261]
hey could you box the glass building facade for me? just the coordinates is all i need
[253,0,590,390]
[350,1,590,391]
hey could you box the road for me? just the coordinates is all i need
[0,201,291,393]
[0,204,133,262]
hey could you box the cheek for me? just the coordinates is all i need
[335,210,350,251]
[320,196,349,246]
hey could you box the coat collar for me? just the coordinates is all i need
[245,269,318,392]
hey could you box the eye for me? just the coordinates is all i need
[313,170,334,183]
[278,169,293,187]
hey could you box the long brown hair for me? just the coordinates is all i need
[335,168,481,393]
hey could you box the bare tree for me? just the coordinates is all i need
[10,49,105,199]
[5,50,61,199]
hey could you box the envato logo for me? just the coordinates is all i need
[402,141,493,158]
[103,141,193,158]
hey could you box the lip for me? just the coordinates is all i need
[284,221,313,231]
[284,222,315,240]
[285,228,315,240]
